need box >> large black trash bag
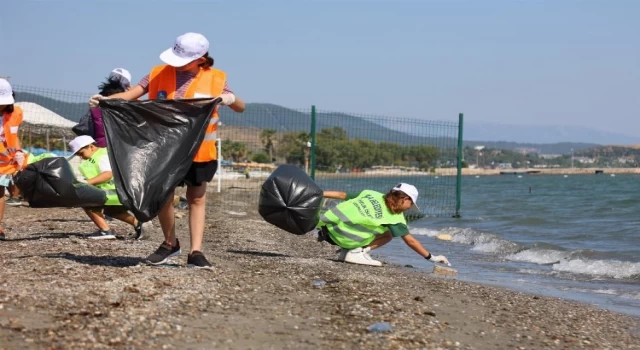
[258,164,324,235]
[100,98,221,222]
[14,157,106,208]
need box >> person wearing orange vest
[0,79,28,241]
[89,32,245,269]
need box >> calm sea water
[318,174,640,317]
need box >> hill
[14,91,612,154]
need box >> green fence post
[454,113,464,218]
[310,105,317,180]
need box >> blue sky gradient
[1,0,638,136]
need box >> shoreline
[0,198,638,349]
[312,167,640,178]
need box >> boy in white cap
[68,135,143,240]
[318,183,450,267]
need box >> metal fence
[13,85,464,217]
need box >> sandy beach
[0,193,638,350]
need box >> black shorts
[89,206,129,217]
[318,226,338,246]
[179,160,218,187]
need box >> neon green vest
[78,148,120,206]
[318,190,407,249]
[26,152,56,165]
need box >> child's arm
[323,191,348,200]
[86,171,113,186]
[402,234,451,266]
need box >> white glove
[89,94,109,108]
[76,177,88,184]
[218,93,236,106]
[13,151,25,168]
[428,255,451,266]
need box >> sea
[317,174,640,318]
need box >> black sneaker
[0,231,5,241]
[5,198,21,207]
[187,251,213,270]
[133,221,144,240]
[146,239,181,265]
[87,229,117,240]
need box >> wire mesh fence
[11,85,463,217]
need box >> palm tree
[260,129,277,162]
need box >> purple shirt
[90,107,107,147]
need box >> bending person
[68,135,143,240]
[0,79,27,240]
[318,183,450,267]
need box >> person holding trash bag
[89,32,245,268]
[318,183,451,267]
[0,79,28,240]
[68,135,144,240]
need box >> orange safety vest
[148,65,226,162]
[0,105,28,175]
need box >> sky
[1,0,639,136]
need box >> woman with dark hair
[89,32,245,269]
[318,183,451,267]
[0,78,28,240]
[86,69,132,147]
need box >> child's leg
[0,186,6,231]
[186,183,207,253]
[369,231,393,250]
[105,206,137,226]
[83,208,111,231]
[8,183,20,199]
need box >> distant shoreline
[312,167,640,178]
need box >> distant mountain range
[16,91,635,155]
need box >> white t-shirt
[98,154,112,173]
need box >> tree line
[222,127,441,172]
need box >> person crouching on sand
[317,183,450,267]
[68,135,143,240]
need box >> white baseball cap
[68,135,97,158]
[159,32,209,67]
[109,68,132,89]
[392,183,420,210]
[0,78,15,105]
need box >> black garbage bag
[14,157,106,208]
[100,98,221,222]
[258,164,324,235]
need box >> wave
[413,226,640,280]
[507,249,569,265]
[552,259,640,279]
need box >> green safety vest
[317,190,407,249]
[78,148,120,206]
[26,152,56,165]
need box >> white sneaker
[343,247,382,267]
[87,229,117,240]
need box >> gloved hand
[218,93,236,106]
[13,151,25,169]
[428,254,451,266]
[89,94,109,108]
[76,177,88,184]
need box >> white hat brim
[159,48,194,67]
[0,95,15,105]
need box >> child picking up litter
[68,135,143,240]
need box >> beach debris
[225,211,247,216]
[367,322,393,333]
[436,233,452,241]
[311,280,326,288]
[433,265,458,276]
